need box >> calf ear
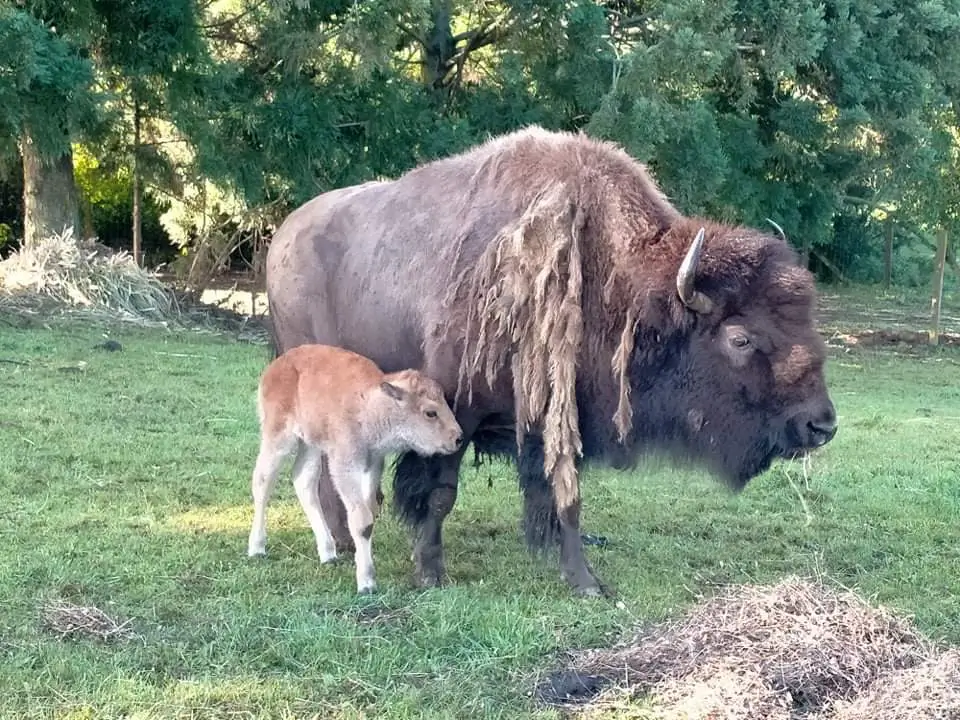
[381,381,406,401]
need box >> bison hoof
[573,583,605,598]
[562,568,609,598]
[414,567,445,589]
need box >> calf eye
[425,409,438,419]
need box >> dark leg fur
[392,448,467,588]
[518,436,562,550]
[519,434,605,597]
[317,464,355,554]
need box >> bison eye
[425,409,438,419]
[731,335,751,349]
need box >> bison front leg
[393,448,467,588]
[316,455,356,555]
[519,434,605,597]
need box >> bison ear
[676,227,714,314]
[381,381,406,402]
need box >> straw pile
[541,577,959,719]
[40,598,137,643]
[0,229,267,341]
[0,228,179,323]
[825,650,960,720]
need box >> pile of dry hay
[540,577,959,719]
[0,229,266,341]
[40,598,137,643]
[0,229,179,323]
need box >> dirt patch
[816,290,960,337]
[538,577,958,719]
[824,329,960,349]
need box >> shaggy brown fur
[441,129,688,515]
[450,182,586,511]
[264,125,836,596]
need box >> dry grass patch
[540,577,959,719]
[825,650,960,720]
[0,229,267,342]
[0,229,177,322]
[40,598,137,643]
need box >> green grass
[1,318,958,719]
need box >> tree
[585,0,960,279]
[0,4,97,246]
[86,0,203,265]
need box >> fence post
[929,226,949,345]
[883,221,893,289]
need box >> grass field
[1,305,959,719]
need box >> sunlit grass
[1,317,958,718]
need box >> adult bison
[265,126,837,597]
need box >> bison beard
[264,126,837,597]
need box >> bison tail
[262,313,282,360]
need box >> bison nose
[807,407,838,448]
[453,433,464,448]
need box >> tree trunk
[21,127,82,247]
[421,0,454,89]
[131,99,143,266]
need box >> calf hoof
[318,547,339,564]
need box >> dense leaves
[2,0,959,283]
[0,5,98,160]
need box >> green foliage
[3,0,959,281]
[0,159,24,251]
[0,6,99,160]
[585,0,960,270]
[0,316,958,716]
[73,146,174,264]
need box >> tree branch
[396,20,425,48]
[200,0,271,30]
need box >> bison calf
[247,344,463,593]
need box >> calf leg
[329,455,384,594]
[519,434,604,597]
[393,448,468,588]
[248,431,297,557]
[291,445,338,563]
[316,458,356,554]
[271,299,356,555]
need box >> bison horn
[677,227,713,314]
[765,217,787,243]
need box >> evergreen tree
[0,3,98,245]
